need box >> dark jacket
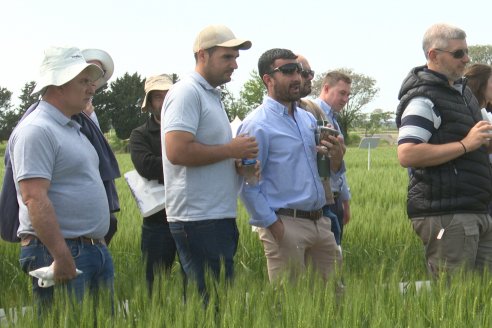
[129,115,167,222]
[396,66,492,218]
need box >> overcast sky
[2,0,491,112]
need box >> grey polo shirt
[9,101,109,239]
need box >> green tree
[312,68,379,142]
[221,85,241,121]
[360,108,393,136]
[0,87,17,140]
[468,45,492,65]
[237,70,266,117]
[105,72,146,139]
[17,81,37,114]
[91,84,112,133]
[222,70,265,121]
[0,82,40,141]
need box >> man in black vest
[396,23,492,276]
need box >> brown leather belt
[275,208,323,221]
[20,234,106,247]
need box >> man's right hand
[462,120,492,152]
[229,135,258,159]
[53,251,77,283]
[268,218,284,242]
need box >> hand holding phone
[319,126,339,141]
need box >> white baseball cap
[82,48,114,89]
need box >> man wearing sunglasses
[162,25,258,303]
[296,55,346,250]
[396,23,492,276]
[239,48,339,283]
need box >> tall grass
[1,147,491,327]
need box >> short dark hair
[257,48,297,78]
[193,46,219,62]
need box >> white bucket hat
[32,46,103,95]
[141,74,174,112]
[81,49,114,89]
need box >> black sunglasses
[268,63,302,75]
[435,48,469,59]
[301,69,315,78]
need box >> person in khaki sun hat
[8,46,115,309]
[129,74,181,295]
[141,74,173,113]
[162,25,258,304]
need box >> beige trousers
[258,214,340,283]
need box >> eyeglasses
[268,63,302,76]
[301,69,315,78]
[434,48,469,59]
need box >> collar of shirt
[39,100,76,128]
[190,71,222,98]
[263,96,292,116]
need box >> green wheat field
[1,146,492,327]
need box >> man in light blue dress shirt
[239,48,339,283]
[314,71,352,245]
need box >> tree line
[1,45,490,142]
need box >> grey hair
[422,23,467,59]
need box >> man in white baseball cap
[78,48,120,245]
[80,48,114,126]
[81,49,114,89]
[10,46,115,307]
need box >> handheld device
[319,126,339,140]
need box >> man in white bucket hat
[9,46,115,308]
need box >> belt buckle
[310,210,321,221]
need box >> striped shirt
[397,97,441,145]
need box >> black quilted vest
[396,66,492,218]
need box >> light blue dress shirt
[239,96,326,228]
[313,98,351,201]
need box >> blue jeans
[169,218,239,301]
[141,216,177,294]
[323,204,342,245]
[19,237,114,308]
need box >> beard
[300,83,312,98]
[273,82,300,103]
